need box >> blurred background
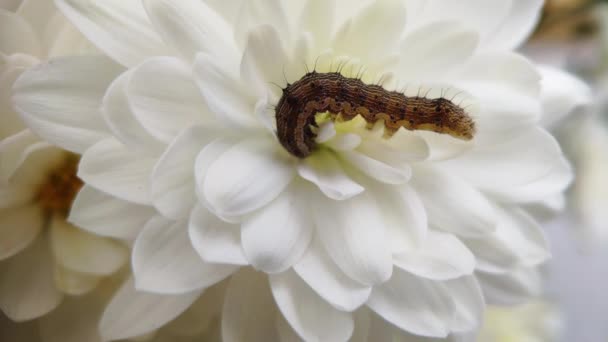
[517,0,608,341]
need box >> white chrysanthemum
[0,0,127,322]
[12,0,588,340]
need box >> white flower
[12,0,588,340]
[0,0,127,322]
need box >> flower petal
[133,216,238,294]
[242,183,313,274]
[476,267,541,305]
[485,0,544,50]
[38,292,105,342]
[233,0,289,47]
[222,268,280,342]
[143,0,238,64]
[0,129,43,181]
[203,139,295,217]
[446,276,484,333]
[333,0,407,61]
[68,185,155,241]
[240,24,288,96]
[56,0,169,66]
[12,56,121,153]
[298,149,364,201]
[0,8,40,55]
[151,125,217,219]
[445,128,572,203]
[293,237,371,312]
[101,69,164,152]
[50,218,128,276]
[270,269,354,341]
[78,137,158,205]
[53,266,100,296]
[340,150,412,185]
[382,186,430,255]
[193,54,259,130]
[0,235,63,321]
[539,66,591,128]
[0,204,42,260]
[393,230,475,281]
[188,204,247,266]
[313,191,393,286]
[99,277,202,341]
[412,165,497,238]
[127,56,210,143]
[397,21,479,80]
[367,268,453,338]
[466,206,550,274]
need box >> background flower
[0,0,127,322]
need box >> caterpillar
[275,72,475,158]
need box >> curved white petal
[298,149,364,201]
[53,266,100,296]
[193,54,259,130]
[476,267,541,306]
[127,56,210,143]
[340,150,411,185]
[99,277,202,341]
[143,0,239,63]
[0,129,42,181]
[313,191,393,286]
[151,125,217,219]
[485,0,544,50]
[270,270,354,341]
[408,0,511,44]
[56,0,170,66]
[233,0,289,48]
[240,24,288,97]
[78,137,157,205]
[393,230,475,281]
[371,184,427,253]
[445,128,572,203]
[0,235,63,321]
[397,21,479,80]
[203,139,295,217]
[188,204,247,266]
[367,268,453,338]
[293,237,371,312]
[242,184,312,274]
[446,276,484,333]
[222,268,280,342]
[69,185,155,241]
[101,69,164,153]
[467,206,550,274]
[132,216,237,294]
[333,0,406,61]
[539,66,591,128]
[0,204,42,260]
[12,56,121,153]
[50,218,128,276]
[412,165,497,238]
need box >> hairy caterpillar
[275,72,475,158]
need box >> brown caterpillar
[275,72,475,158]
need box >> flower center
[36,154,83,219]
[275,71,475,158]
